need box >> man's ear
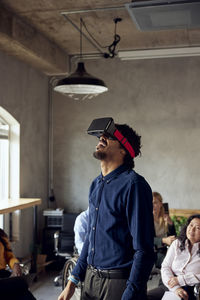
[120,148,126,156]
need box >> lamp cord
[81,18,109,49]
[81,17,122,58]
[108,18,121,58]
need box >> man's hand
[162,235,176,246]
[168,276,179,288]
[175,287,188,300]
[58,280,76,300]
[12,263,22,277]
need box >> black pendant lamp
[54,18,108,96]
[54,61,108,95]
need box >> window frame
[0,118,9,203]
[0,106,20,239]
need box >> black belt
[87,265,130,279]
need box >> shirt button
[92,248,94,251]
[96,207,98,210]
[93,227,95,230]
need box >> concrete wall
[1,50,200,256]
[53,57,200,212]
[0,50,49,257]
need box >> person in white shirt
[148,214,200,300]
[74,208,89,255]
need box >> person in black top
[152,192,176,269]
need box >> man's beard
[93,150,107,160]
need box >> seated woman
[0,228,22,278]
[153,192,176,268]
[0,228,36,300]
[148,214,200,300]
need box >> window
[0,107,20,238]
[0,118,9,228]
[0,119,9,200]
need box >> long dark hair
[0,229,12,252]
[178,214,200,256]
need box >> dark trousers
[0,276,36,300]
[0,269,11,278]
[81,267,127,300]
[183,286,196,300]
[81,266,147,300]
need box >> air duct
[125,0,200,31]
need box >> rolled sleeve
[177,275,186,287]
[178,273,200,286]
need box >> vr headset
[87,117,135,158]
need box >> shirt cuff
[177,275,186,287]
[168,284,181,293]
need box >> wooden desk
[0,198,41,214]
[170,208,200,218]
[0,198,41,272]
[0,198,41,242]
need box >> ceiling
[1,0,200,75]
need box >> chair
[53,213,78,286]
[194,284,200,300]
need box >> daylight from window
[0,107,20,230]
[0,121,9,200]
[0,119,9,227]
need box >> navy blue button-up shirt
[72,164,155,299]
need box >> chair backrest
[194,284,200,299]
[61,213,79,234]
[58,213,79,254]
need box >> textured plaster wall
[1,49,199,256]
[0,50,49,257]
[53,57,200,212]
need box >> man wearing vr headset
[58,118,155,300]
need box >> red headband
[114,129,135,158]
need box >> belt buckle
[97,268,104,278]
[99,269,110,279]
[89,265,95,271]
[90,265,99,275]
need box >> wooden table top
[0,198,41,214]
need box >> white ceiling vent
[125,0,200,31]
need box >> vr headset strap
[114,129,135,158]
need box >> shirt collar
[99,164,130,183]
[186,239,200,249]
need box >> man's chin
[93,151,106,160]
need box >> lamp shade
[54,62,108,95]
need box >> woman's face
[186,218,200,245]
[153,197,162,216]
